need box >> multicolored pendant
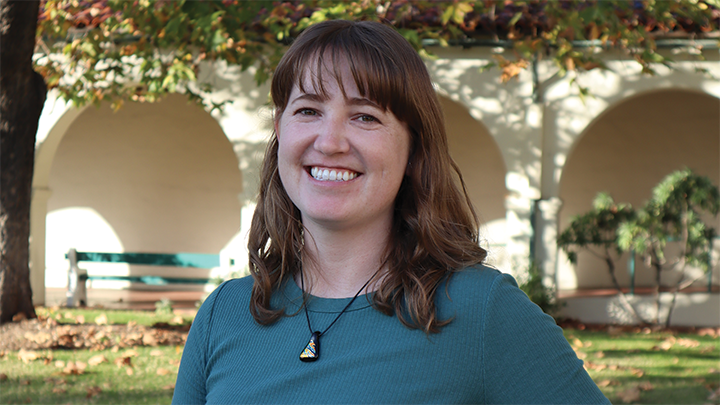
[299,331,320,362]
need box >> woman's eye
[296,108,317,116]
[358,114,377,123]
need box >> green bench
[66,248,229,307]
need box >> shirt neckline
[280,277,375,314]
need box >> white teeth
[310,167,358,182]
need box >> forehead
[292,54,369,102]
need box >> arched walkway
[558,89,720,289]
[39,95,243,289]
[439,96,508,268]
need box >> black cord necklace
[298,266,378,362]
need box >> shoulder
[196,275,254,322]
[434,265,521,324]
[443,264,518,303]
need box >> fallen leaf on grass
[95,314,108,325]
[157,368,172,376]
[709,368,719,374]
[0,373,7,382]
[698,328,717,337]
[86,386,102,399]
[20,379,31,386]
[75,315,85,324]
[170,315,184,325]
[150,349,164,357]
[572,338,583,348]
[596,380,620,387]
[617,387,641,403]
[122,349,139,357]
[630,367,645,377]
[126,368,134,376]
[677,337,700,348]
[24,331,51,344]
[88,355,107,366]
[115,357,132,368]
[638,382,654,391]
[672,357,680,364]
[17,349,39,363]
[595,351,605,358]
[163,384,175,390]
[700,346,714,354]
[143,333,158,346]
[62,361,87,375]
[54,360,65,368]
[52,387,66,394]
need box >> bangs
[272,21,413,121]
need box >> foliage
[618,169,719,326]
[557,193,646,323]
[34,0,720,110]
[154,298,174,316]
[518,260,562,317]
[558,192,636,266]
[618,169,720,272]
[559,169,719,326]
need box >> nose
[313,114,349,156]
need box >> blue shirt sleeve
[172,284,224,404]
[482,273,611,404]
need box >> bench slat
[80,275,212,285]
[74,252,221,268]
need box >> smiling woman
[173,20,611,404]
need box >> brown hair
[248,19,486,333]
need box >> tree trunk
[0,0,46,323]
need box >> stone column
[504,194,534,279]
[29,187,52,306]
[533,197,563,289]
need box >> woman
[173,20,609,404]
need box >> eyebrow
[290,93,383,110]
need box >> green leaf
[509,12,523,27]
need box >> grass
[1,308,719,404]
[564,327,720,404]
[1,346,181,404]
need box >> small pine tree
[618,168,719,326]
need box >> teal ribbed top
[173,266,610,404]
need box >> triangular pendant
[299,331,320,362]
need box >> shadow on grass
[603,375,719,404]
[1,373,176,405]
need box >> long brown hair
[248,20,486,333]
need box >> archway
[558,89,720,290]
[43,94,243,289]
[439,96,508,269]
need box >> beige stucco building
[31,44,720,326]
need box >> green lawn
[1,308,718,404]
[564,327,720,404]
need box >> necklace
[298,267,378,362]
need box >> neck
[300,220,391,298]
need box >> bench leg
[77,270,87,307]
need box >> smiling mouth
[309,167,359,182]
